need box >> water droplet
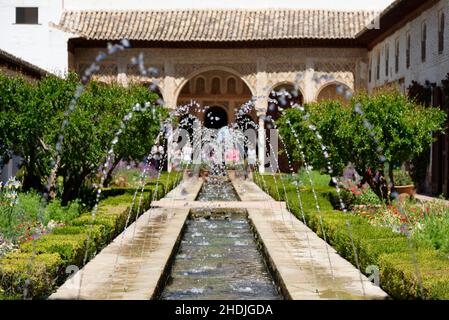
[121,39,130,48]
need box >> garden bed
[0,171,182,299]
[254,172,449,300]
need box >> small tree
[0,72,165,204]
[103,84,168,187]
[0,73,78,192]
[277,100,351,178]
[278,90,446,201]
[55,82,165,203]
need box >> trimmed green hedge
[255,173,449,300]
[0,252,63,299]
[0,171,182,299]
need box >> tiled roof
[0,48,50,78]
[356,0,436,47]
[55,9,379,41]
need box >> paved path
[416,193,449,205]
[230,177,389,300]
[151,200,287,210]
[49,177,203,300]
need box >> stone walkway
[50,175,388,300]
[416,193,449,205]
[152,200,287,210]
[49,177,203,300]
[230,177,388,300]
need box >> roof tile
[56,9,379,41]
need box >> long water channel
[160,177,282,300]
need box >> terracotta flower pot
[200,169,209,178]
[394,185,416,196]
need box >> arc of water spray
[235,91,333,297]
[22,39,132,300]
[287,104,365,297]
[75,101,157,299]
[115,115,191,295]
[233,94,324,297]
[46,39,132,200]
[72,52,193,298]
[109,102,203,295]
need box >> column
[192,119,202,165]
[163,60,177,110]
[166,123,174,173]
[162,60,178,172]
[258,115,266,173]
[255,58,268,173]
[117,57,128,87]
[303,58,315,103]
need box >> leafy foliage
[255,171,449,300]
[277,91,446,201]
[0,73,167,203]
[391,169,414,186]
[0,171,182,299]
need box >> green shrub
[71,213,120,241]
[0,172,181,299]
[379,250,449,300]
[391,169,414,186]
[20,233,93,266]
[0,73,167,203]
[44,199,82,224]
[0,252,63,299]
[277,91,446,202]
[0,191,83,243]
[101,187,133,199]
[413,213,449,254]
[52,225,107,248]
[254,172,449,300]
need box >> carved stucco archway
[267,81,305,105]
[264,82,304,173]
[315,81,353,103]
[175,68,255,126]
[174,65,256,102]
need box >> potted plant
[181,163,196,179]
[199,162,209,178]
[392,169,415,196]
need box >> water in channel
[160,177,282,300]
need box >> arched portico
[204,106,228,129]
[316,81,353,104]
[264,83,303,173]
[176,69,254,126]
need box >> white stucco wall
[62,0,393,10]
[368,0,449,91]
[0,0,71,74]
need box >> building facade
[359,0,449,195]
[58,8,375,173]
[365,0,449,92]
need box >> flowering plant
[339,179,383,208]
[15,220,47,243]
[0,177,22,207]
[354,198,448,235]
[392,169,414,186]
